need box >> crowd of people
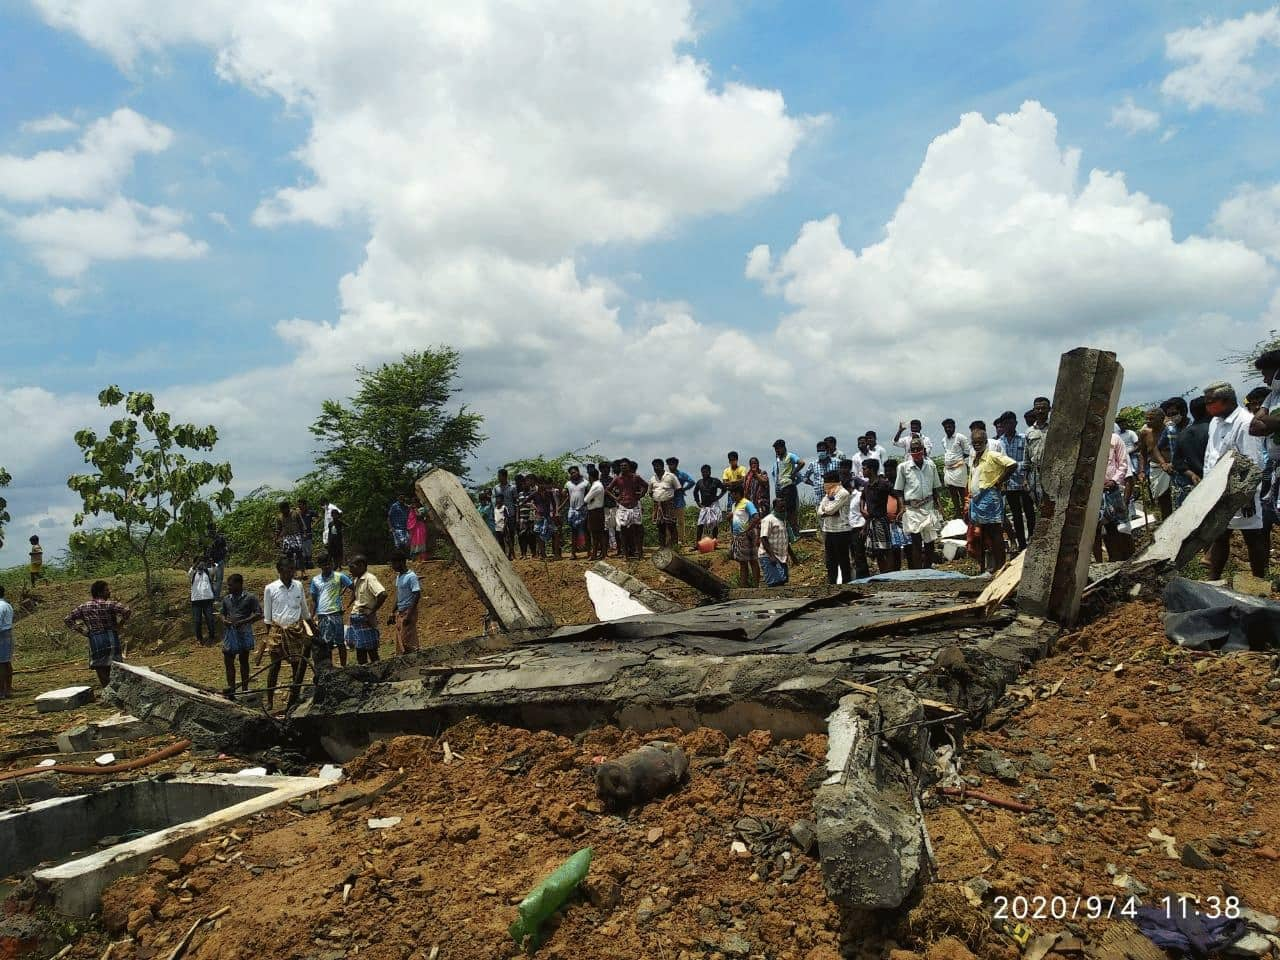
[1,349,1273,709]
[477,353,1279,590]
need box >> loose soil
[56,724,845,960]
[919,600,1280,955]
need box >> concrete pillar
[1019,347,1123,625]
[416,468,554,632]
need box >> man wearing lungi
[260,559,312,712]
[65,580,132,687]
[346,555,388,664]
[310,553,354,671]
[894,439,945,570]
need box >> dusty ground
[34,723,846,960]
[918,600,1280,956]
[4,530,1279,960]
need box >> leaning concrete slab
[23,773,331,917]
[35,686,94,713]
[1137,450,1263,569]
[107,663,280,752]
[416,468,554,631]
[589,561,684,616]
[1019,347,1124,626]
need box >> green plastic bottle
[508,847,593,953]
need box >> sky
[2,0,1280,566]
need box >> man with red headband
[1204,381,1267,579]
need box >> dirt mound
[82,722,843,960]
[925,599,1280,948]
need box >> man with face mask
[816,470,853,584]
[1205,381,1267,579]
[894,439,944,569]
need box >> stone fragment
[1180,843,1218,871]
[56,724,96,754]
[35,685,94,713]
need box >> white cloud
[0,108,171,204]
[6,197,207,278]
[20,113,79,134]
[1214,182,1280,261]
[1108,96,1161,134]
[10,5,1280,567]
[208,211,231,229]
[1163,7,1280,111]
[747,101,1271,408]
[0,107,205,284]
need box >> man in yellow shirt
[967,429,1017,573]
[722,451,747,486]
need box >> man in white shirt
[841,459,871,580]
[894,439,944,569]
[188,560,216,646]
[939,418,971,518]
[0,585,13,699]
[584,464,607,560]
[649,458,679,549]
[865,431,889,476]
[893,419,934,456]
[1204,381,1268,579]
[563,465,590,560]
[817,469,853,584]
[260,558,313,712]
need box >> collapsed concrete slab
[107,663,280,752]
[416,468,554,631]
[1019,347,1124,626]
[1137,450,1263,569]
[19,773,331,917]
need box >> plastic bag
[509,847,593,952]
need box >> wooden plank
[416,469,554,631]
[977,552,1025,614]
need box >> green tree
[307,349,485,556]
[0,467,10,551]
[67,387,234,606]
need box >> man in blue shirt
[387,496,410,551]
[389,551,421,656]
[995,411,1034,552]
[772,439,806,537]
[666,457,696,550]
[309,553,354,670]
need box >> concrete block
[56,725,96,754]
[1137,451,1263,569]
[1020,347,1123,626]
[814,775,922,911]
[35,686,94,713]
